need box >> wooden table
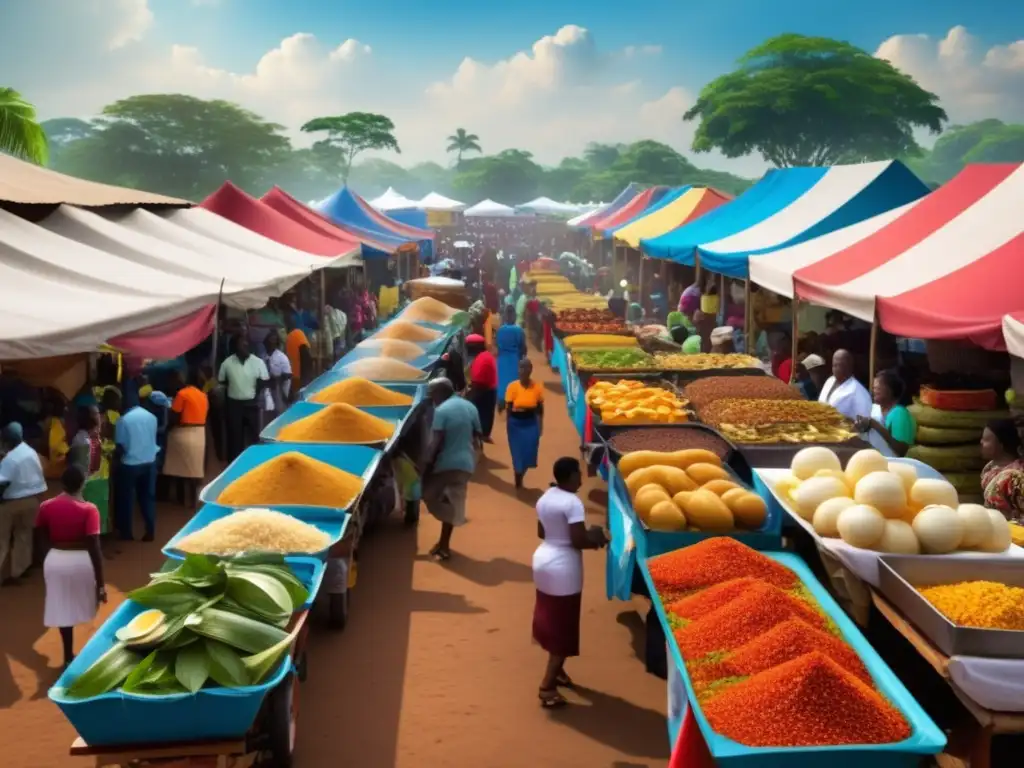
[871,591,1024,768]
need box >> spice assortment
[339,357,428,381]
[217,451,364,508]
[649,539,912,748]
[683,375,800,411]
[554,309,627,334]
[654,352,761,371]
[175,508,332,556]
[607,427,731,459]
[573,348,652,370]
[701,398,857,444]
[374,320,443,342]
[585,380,688,425]
[278,403,395,444]
[61,556,307,699]
[919,581,1024,630]
[307,377,414,407]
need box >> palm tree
[446,128,481,167]
[0,88,48,164]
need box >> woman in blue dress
[495,305,527,413]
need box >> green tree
[684,34,947,167]
[583,142,624,171]
[542,157,590,201]
[907,120,1024,184]
[301,112,400,182]
[47,95,292,200]
[0,87,48,164]
[41,117,95,166]
[446,128,481,167]
[452,149,543,203]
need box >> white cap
[801,353,826,370]
[710,326,735,344]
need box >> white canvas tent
[416,192,466,212]
[369,187,419,211]
[464,199,518,218]
[517,196,580,217]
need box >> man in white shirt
[218,334,270,461]
[818,349,872,421]
[0,422,47,584]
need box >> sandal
[555,673,575,688]
[432,549,451,562]
[538,689,567,708]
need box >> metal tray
[878,555,1024,659]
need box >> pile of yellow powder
[374,321,442,342]
[341,357,428,381]
[308,377,414,406]
[400,296,460,324]
[920,580,1024,630]
[218,451,364,508]
[278,403,395,443]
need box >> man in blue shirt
[422,378,482,562]
[114,393,160,541]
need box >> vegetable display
[701,398,857,444]
[607,427,731,459]
[573,348,652,370]
[648,539,911,748]
[585,380,688,425]
[919,581,1024,630]
[653,353,761,371]
[61,556,306,699]
[774,447,1013,554]
[620,450,767,532]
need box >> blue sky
[2,0,1022,174]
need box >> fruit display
[607,427,732,460]
[619,449,767,532]
[700,398,857,444]
[773,447,1012,554]
[60,556,307,699]
[585,380,688,425]
[683,375,800,410]
[653,352,761,371]
[572,348,653,370]
[562,334,638,349]
[647,539,914,748]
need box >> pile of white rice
[177,508,331,555]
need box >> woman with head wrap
[710,326,735,354]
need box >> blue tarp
[316,186,434,260]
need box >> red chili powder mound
[666,577,765,621]
[724,618,873,685]
[648,538,796,595]
[702,652,911,747]
[674,582,827,659]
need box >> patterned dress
[981,459,1024,522]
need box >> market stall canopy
[1003,314,1024,359]
[314,186,434,257]
[567,203,608,227]
[200,182,361,260]
[369,187,419,211]
[464,199,517,218]
[641,161,929,278]
[0,154,188,208]
[38,204,325,305]
[262,186,406,255]
[416,192,466,212]
[516,196,579,217]
[591,186,671,236]
[775,163,1024,350]
[612,187,732,248]
[569,183,642,229]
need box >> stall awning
[463,199,517,218]
[316,186,434,248]
[613,187,732,249]
[591,186,670,236]
[416,192,466,212]
[369,187,420,211]
[569,184,641,229]
[1003,314,1024,360]
[641,161,929,278]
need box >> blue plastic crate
[299,376,424,407]
[199,443,383,512]
[162,504,350,562]
[49,558,324,746]
[259,401,408,449]
[639,550,946,766]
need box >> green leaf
[127,579,207,614]
[64,644,143,699]
[229,563,308,611]
[122,651,164,693]
[242,628,300,685]
[174,642,210,693]
[204,639,250,688]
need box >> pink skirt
[532,589,582,658]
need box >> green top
[218,354,270,401]
[883,404,917,445]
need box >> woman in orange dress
[504,358,544,489]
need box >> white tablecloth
[948,656,1024,712]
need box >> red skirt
[532,589,582,657]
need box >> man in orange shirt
[284,315,314,395]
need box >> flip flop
[538,689,567,708]
[431,549,451,562]
[555,673,575,688]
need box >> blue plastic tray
[199,442,383,512]
[259,401,408,449]
[299,376,424,407]
[639,550,946,766]
[162,504,350,561]
[49,558,324,746]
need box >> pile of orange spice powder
[702,652,911,747]
[647,537,796,598]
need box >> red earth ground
[0,354,669,767]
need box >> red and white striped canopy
[748,164,1024,350]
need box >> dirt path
[0,352,668,768]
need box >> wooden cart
[68,611,311,768]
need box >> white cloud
[107,0,153,50]
[876,25,1024,124]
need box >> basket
[920,386,998,411]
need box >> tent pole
[719,273,726,326]
[319,269,327,374]
[637,249,645,315]
[744,279,752,351]
[210,278,224,372]
[869,308,879,385]
[790,298,800,384]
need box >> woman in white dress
[531,457,608,708]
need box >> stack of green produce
[62,555,309,699]
[574,348,653,370]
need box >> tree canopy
[301,112,400,181]
[446,128,482,166]
[907,120,1024,184]
[684,34,948,167]
[0,87,48,164]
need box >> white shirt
[533,487,586,596]
[818,375,872,421]
[0,442,47,500]
[867,403,896,457]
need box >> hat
[149,390,172,408]
[710,326,735,344]
[801,354,826,370]
[466,334,486,344]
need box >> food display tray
[298,377,425,406]
[162,503,351,562]
[735,438,871,470]
[878,555,1024,659]
[333,347,440,372]
[638,549,946,766]
[259,401,409,450]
